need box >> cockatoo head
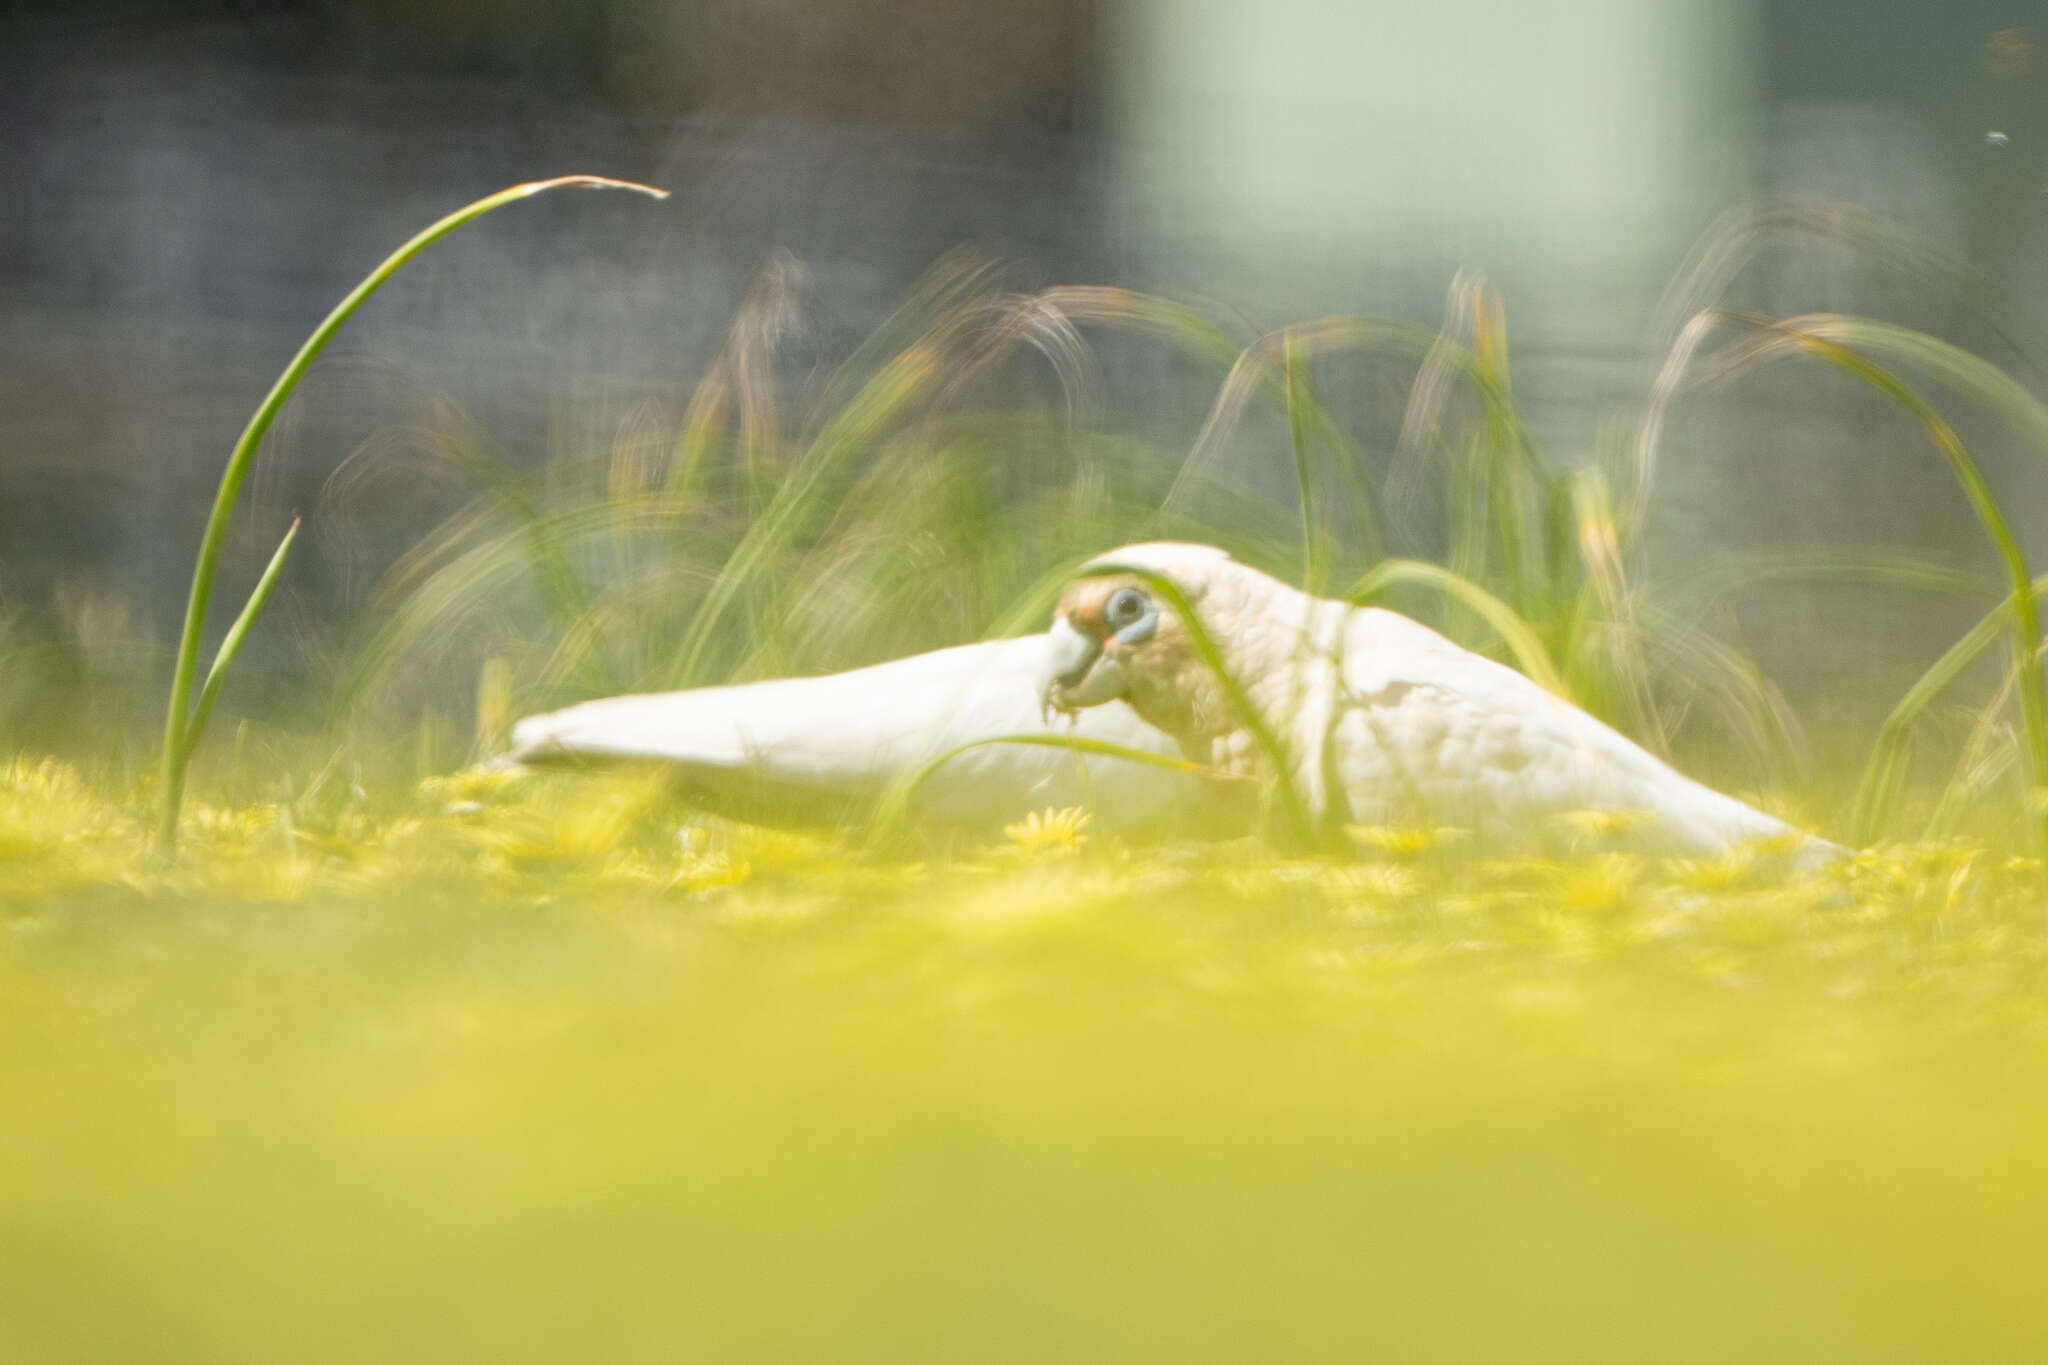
[1042,542,1240,740]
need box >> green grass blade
[1849,577,2048,844]
[1468,281,1539,615]
[1033,286,1247,371]
[1779,316,2048,466]
[339,496,707,719]
[1926,665,2025,841]
[155,175,667,849]
[1656,200,2038,373]
[179,517,301,767]
[1282,328,1326,595]
[416,424,613,686]
[1164,317,1439,516]
[1753,320,2048,845]
[1647,307,2048,846]
[1344,558,1569,699]
[665,344,941,688]
[1657,549,1988,608]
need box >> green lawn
[5,758,2047,1362]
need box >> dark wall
[3,2,2045,744]
[0,4,1108,636]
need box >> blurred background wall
[1,0,2043,733]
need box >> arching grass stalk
[1654,200,2035,375]
[1849,575,2048,844]
[1163,316,1438,521]
[1281,328,1325,595]
[155,175,668,849]
[1343,558,1567,698]
[1465,280,1542,617]
[1926,652,2033,841]
[663,343,942,687]
[180,516,300,770]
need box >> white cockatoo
[1041,542,1845,863]
[506,634,1230,834]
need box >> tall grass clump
[325,204,2048,848]
[154,176,667,850]
[1636,195,2048,847]
[1641,311,2048,845]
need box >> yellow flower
[1004,806,1091,853]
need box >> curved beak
[1042,614,1125,717]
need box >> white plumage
[507,541,1841,862]
[1041,542,1843,862]
[506,634,1217,833]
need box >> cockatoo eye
[1106,588,1148,628]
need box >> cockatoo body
[507,634,1226,834]
[1043,543,1843,862]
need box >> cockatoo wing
[507,636,1219,833]
[1332,607,1816,856]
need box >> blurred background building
[2,0,2043,729]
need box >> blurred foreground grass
[6,756,2048,1362]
